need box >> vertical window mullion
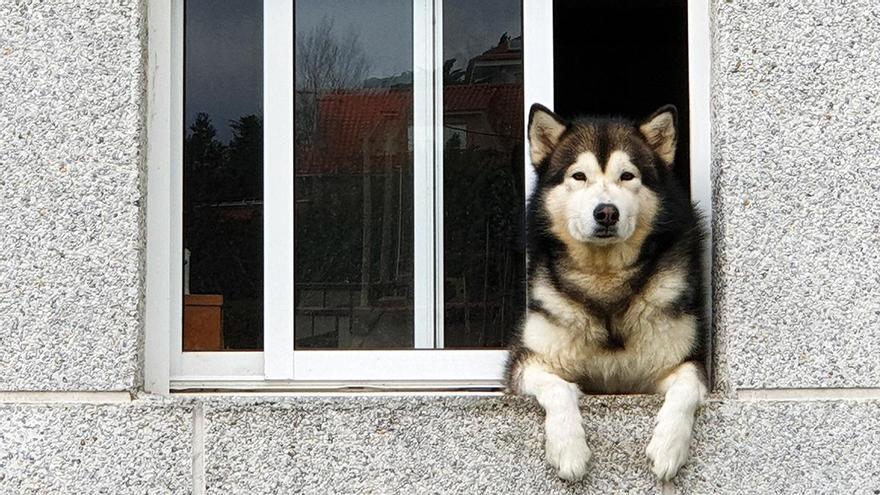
[522,0,554,200]
[263,0,295,379]
[432,0,445,348]
[687,0,714,375]
[413,0,436,349]
[170,0,184,369]
[152,0,184,393]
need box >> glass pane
[294,0,414,349]
[182,0,263,351]
[442,0,525,348]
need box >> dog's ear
[639,105,678,167]
[528,103,567,170]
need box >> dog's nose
[593,204,619,227]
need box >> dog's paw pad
[546,435,591,481]
[645,422,691,481]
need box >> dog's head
[529,103,678,247]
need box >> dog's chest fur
[523,262,696,393]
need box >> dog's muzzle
[593,203,620,227]
[592,204,619,238]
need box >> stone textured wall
[0,0,878,494]
[0,0,146,391]
[711,0,880,391]
[0,401,192,493]
[201,396,880,495]
[2,395,878,494]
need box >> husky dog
[505,104,708,481]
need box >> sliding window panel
[293,0,416,350]
[182,0,264,351]
[441,0,526,348]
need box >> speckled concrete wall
[202,396,661,494]
[0,400,192,493]
[711,0,880,390]
[0,0,878,493]
[0,0,146,391]
[203,396,880,495]
[3,395,876,494]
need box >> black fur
[505,104,707,392]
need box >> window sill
[170,379,504,396]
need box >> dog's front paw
[645,418,692,481]
[547,434,591,481]
[545,419,591,481]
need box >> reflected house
[294,35,524,348]
[443,84,523,151]
[441,37,525,348]
[295,88,416,348]
[446,34,523,150]
[465,34,523,84]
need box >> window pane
[183,0,263,351]
[294,0,414,349]
[442,0,525,348]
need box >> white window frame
[145,0,711,393]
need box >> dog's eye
[620,172,635,181]
[571,172,587,181]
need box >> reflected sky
[185,0,262,143]
[185,0,521,143]
[444,0,521,72]
[296,0,412,80]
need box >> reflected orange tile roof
[296,83,523,175]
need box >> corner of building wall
[708,0,735,399]
[131,0,152,393]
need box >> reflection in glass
[443,0,525,348]
[182,0,263,351]
[294,0,415,349]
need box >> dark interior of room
[553,0,691,190]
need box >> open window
[145,0,710,391]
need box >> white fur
[639,265,689,307]
[646,362,708,480]
[522,273,696,393]
[520,364,591,481]
[519,285,704,480]
[549,151,644,244]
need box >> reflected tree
[184,113,225,211]
[443,58,465,84]
[227,115,263,201]
[295,16,371,145]
[183,112,264,349]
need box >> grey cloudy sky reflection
[185,0,521,143]
[185,0,262,143]
[444,0,521,73]
[296,0,412,80]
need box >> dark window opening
[553,0,691,190]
